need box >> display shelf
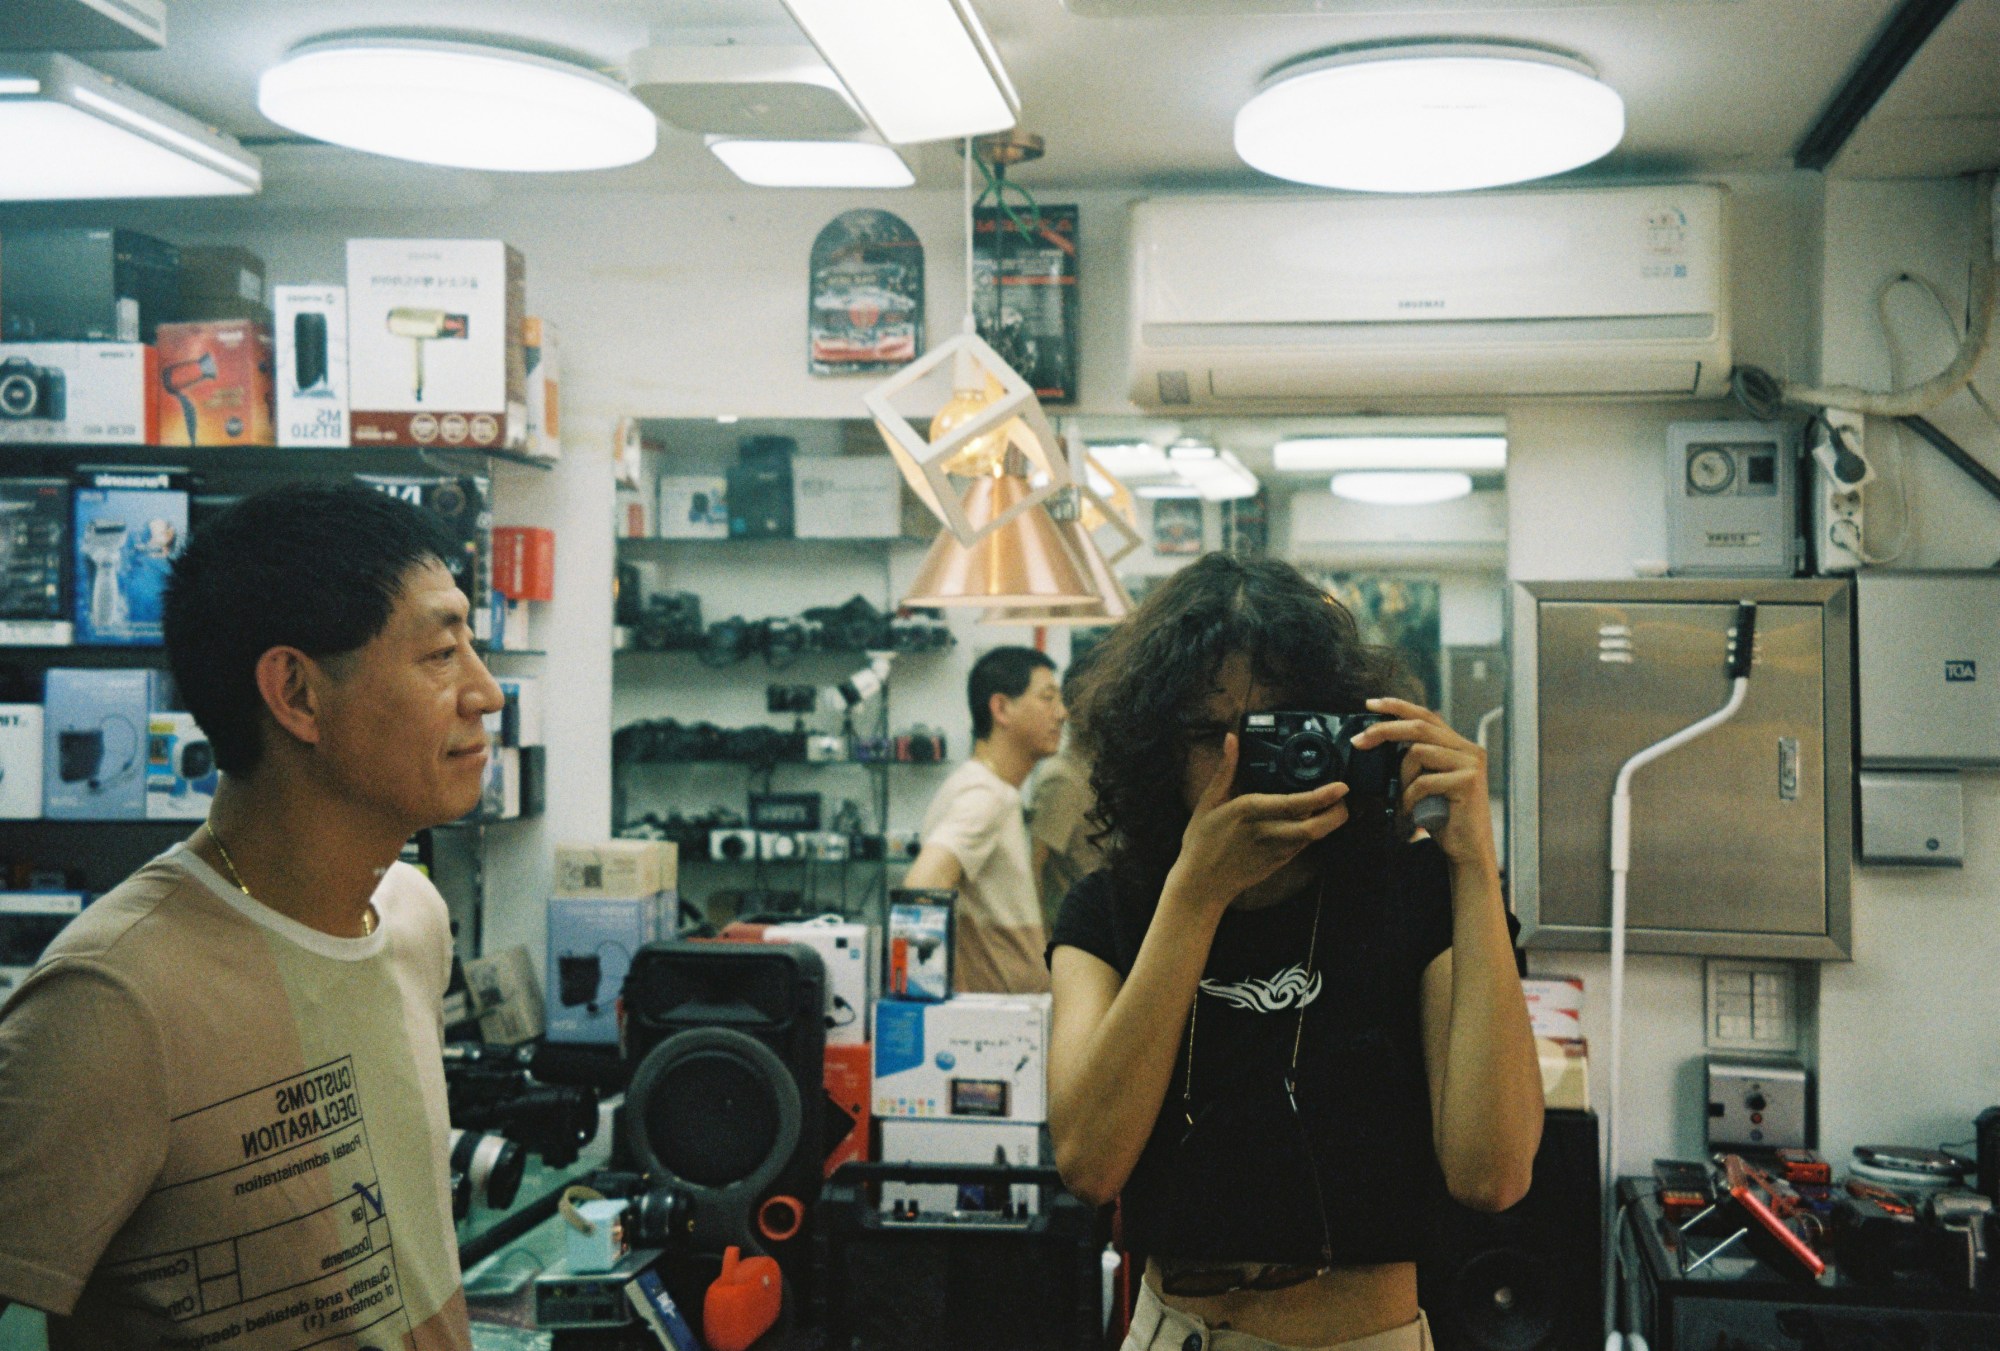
[2,442,555,473]
[0,644,169,666]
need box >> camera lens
[0,373,35,417]
[1279,730,1334,786]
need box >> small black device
[1976,1106,2000,1208]
[750,791,822,833]
[0,356,66,421]
[1236,711,1451,834]
[728,436,797,539]
[1652,1158,1716,1222]
[767,684,818,715]
[292,310,328,391]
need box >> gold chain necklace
[210,828,375,937]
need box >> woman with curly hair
[1047,553,1542,1351]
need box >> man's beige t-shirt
[0,844,472,1351]
[920,758,1050,995]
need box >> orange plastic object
[703,1245,782,1351]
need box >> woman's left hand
[1350,696,1497,868]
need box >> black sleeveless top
[1048,840,1488,1266]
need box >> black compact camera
[0,356,65,421]
[1236,711,1447,833]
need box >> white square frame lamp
[1072,443,1142,565]
[864,329,1071,547]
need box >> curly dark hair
[1072,554,1406,900]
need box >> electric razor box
[0,477,72,645]
[154,320,275,446]
[146,711,217,821]
[346,239,526,451]
[0,342,158,445]
[274,285,349,448]
[43,667,168,820]
[70,469,190,646]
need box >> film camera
[0,356,66,420]
[443,1042,601,1168]
[1236,711,1450,834]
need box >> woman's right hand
[1172,732,1350,911]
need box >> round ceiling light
[1331,471,1473,505]
[1235,42,1623,193]
[258,38,658,172]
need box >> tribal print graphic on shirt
[1198,963,1322,1013]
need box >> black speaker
[1419,1109,1601,1351]
[620,941,827,1278]
[292,310,328,391]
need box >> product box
[615,487,654,540]
[764,918,878,1047]
[492,526,554,602]
[476,744,521,821]
[523,316,560,459]
[554,839,676,900]
[71,469,190,646]
[659,476,730,540]
[0,704,44,819]
[1537,1037,1590,1111]
[357,474,493,643]
[346,238,527,451]
[274,285,349,448]
[547,896,659,1044]
[491,676,544,748]
[178,246,266,320]
[794,456,902,539]
[43,668,168,820]
[0,342,159,445]
[872,993,1051,1123]
[155,320,275,446]
[727,447,794,539]
[0,892,87,1000]
[0,477,71,645]
[1522,976,1585,1042]
[878,1117,1043,1217]
[462,944,546,1045]
[145,711,217,821]
[0,227,181,342]
[885,890,953,1002]
[823,1043,872,1179]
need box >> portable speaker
[292,310,328,391]
[1418,1109,1601,1351]
[621,941,827,1281]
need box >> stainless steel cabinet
[1510,579,1852,959]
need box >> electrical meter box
[1665,420,1799,576]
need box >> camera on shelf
[1235,711,1408,831]
[767,684,818,715]
[801,831,850,862]
[633,591,703,653]
[895,729,947,764]
[443,1042,600,1168]
[0,356,66,421]
[759,831,802,862]
[806,734,847,763]
[710,828,759,863]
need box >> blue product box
[145,712,218,820]
[72,469,189,646]
[44,667,168,819]
[546,896,658,1044]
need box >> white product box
[345,239,526,450]
[0,342,155,444]
[523,316,560,460]
[793,457,902,539]
[873,993,1050,1123]
[0,705,43,819]
[659,475,730,540]
[144,712,217,820]
[274,285,349,448]
[555,839,677,900]
[879,1118,1044,1217]
[0,892,86,1001]
[764,918,878,1047]
[1522,976,1584,1042]
[615,487,655,539]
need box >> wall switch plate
[1704,959,1800,1054]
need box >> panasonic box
[71,468,190,646]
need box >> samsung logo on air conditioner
[1946,660,1977,683]
[1397,299,1446,310]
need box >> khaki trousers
[1119,1280,1433,1351]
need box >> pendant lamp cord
[963,136,976,335]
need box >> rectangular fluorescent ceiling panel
[627,44,866,136]
[0,0,164,51]
[0,54,259,199]
[708,135,914,187]
[779,0,1019,144]
[1087,441,1171,478]
[1274,435,1507,473]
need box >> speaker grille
[643,1048,782,1187]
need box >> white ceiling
[59,0,2000,196]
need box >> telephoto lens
[450,1128,527,1211]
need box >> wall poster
[809,210,925,376]
[973,204,1078,403]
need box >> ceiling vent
[626,44,866,137]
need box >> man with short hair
[0,482,498,1349]
[904,646,1066,994]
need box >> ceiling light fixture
[258,38,659,172]
[707,134,914,188]
[0,54,260,200]
[1331,471,1474,505]
[903,474,1097,608]
[779,0,1019,144]
[1274,435,1508,473]
[1235,41,1624,193]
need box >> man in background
[903,647,1065,994]
[1026,645,1106,930]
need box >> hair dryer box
[346,239,526,451]
[274,285,349,448]
[43,667,169,820]
[0,704,44,819]
[155,320,275,446]
[546,896,660,1044]
[145,711,217,821]
[0,342,158,445]
[71,469,189,646]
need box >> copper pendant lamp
[903,473,1098,607]
[980,519,1133,626]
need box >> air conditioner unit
[1129,184,1729,409]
